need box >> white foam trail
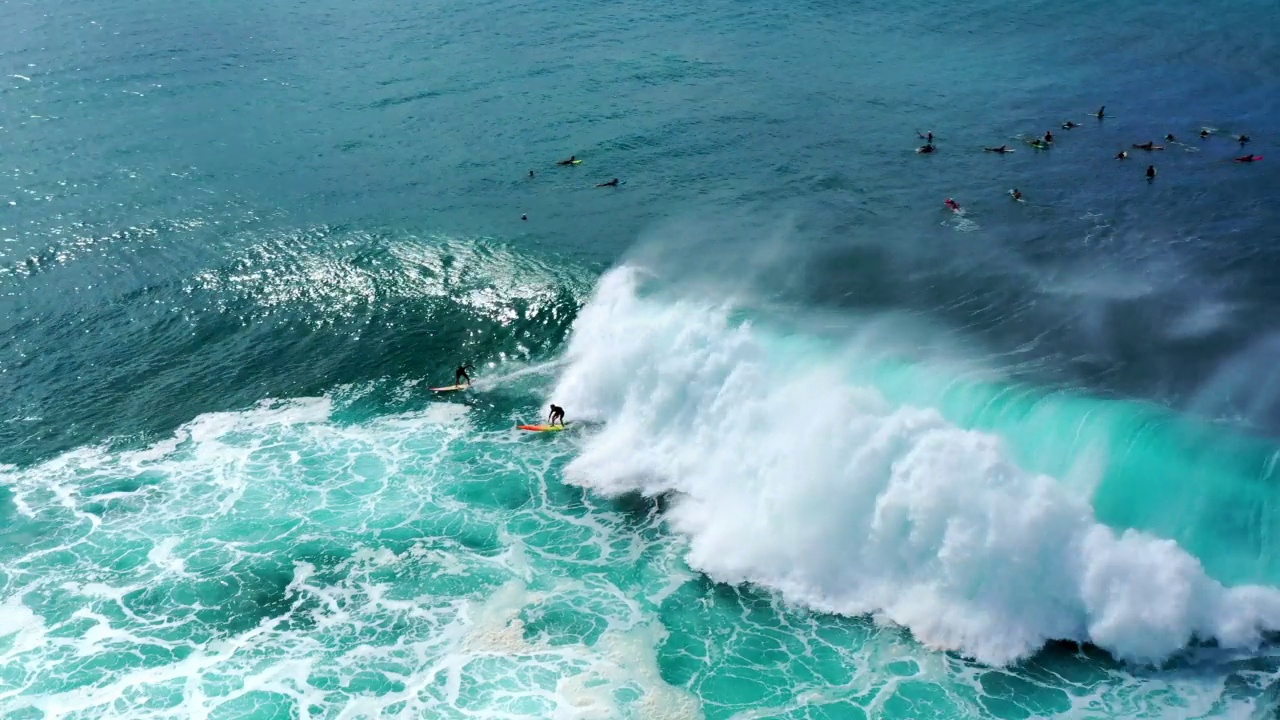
[469,359,567,391]
[552,267,1280,665]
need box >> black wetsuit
[548,405,565,426]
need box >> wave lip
[552,267,1280,665]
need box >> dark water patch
[0,229,587,466]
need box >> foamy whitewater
[555,268,1280,666]
[6,256,1280,717]
[6,0,1280,712]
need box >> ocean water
[4,0,1280,716]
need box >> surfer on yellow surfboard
[431,363,474,392]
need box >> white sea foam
[552,266,1280,665]
[0,392,698,718]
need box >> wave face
[553,267,1280,665]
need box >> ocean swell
[552,267,1280,665]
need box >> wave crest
[552,267,1280,665]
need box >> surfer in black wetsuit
[1062,121,1080,129]
[1133,141,1163,151]
[1165,133,1177,143]
[1200,129,1211,139]
[556,155,577,166]
[595,178,620,187]
[548,404,565,426]
[1146,165,1157,180]
[1237,134,1251,145]
[984,145,1012,153]
[1095,105,1106,119]
[917,143,936,154]
[455,364,474,386]
[1010,189,1023,201]
[1235,154,1262,163]
[1116,150,1128,160]
[918,130,934,142]
[1044,130,1054,143]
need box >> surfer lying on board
[1062,120,1080,129]
[985,145,1013,153]
[595,178,620,187]
[1133,141,1164,151]
[556,155,577,165]
[1010,188,1023,201]
[944,198,961,212]
[455,364,474,386]
[548,404,565,426]
[1235,154,1263,163]
[917,143,936,154]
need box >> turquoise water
[5,0,1280,715]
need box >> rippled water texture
[3,0,1280,716]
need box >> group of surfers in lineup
[519,158,620,221]
[455,111,1262,415]
[447,364,566,428]
[918,106,1262,212]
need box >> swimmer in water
[984,145,1012,153]
[1146,165,1157,180]
[528,169,535,178]
[1165,133,1177,142]
[1062,120,1080,129]
[1116,150,1129,160]
[917,143,936,154]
